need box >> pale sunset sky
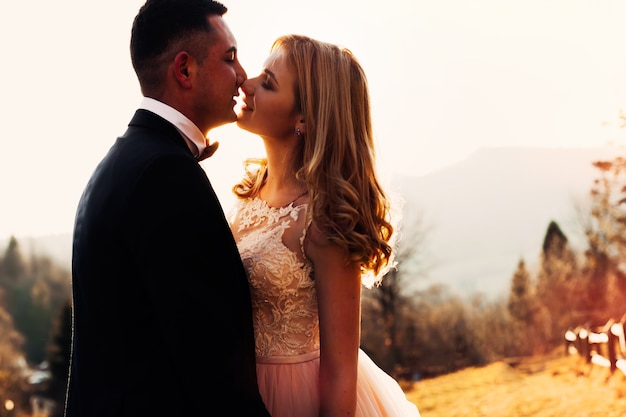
[1,0,626,239]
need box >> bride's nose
[241,79,254,96]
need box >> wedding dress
[229,197,421,417]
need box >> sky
[1,0,626,240]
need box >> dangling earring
[295,128,302,136]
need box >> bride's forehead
[263,50,287,69]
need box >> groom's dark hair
[130,0,228,95]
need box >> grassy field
[403,351,626,417]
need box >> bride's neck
[260,144,306,204]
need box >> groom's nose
[240,80,254,96]
[236,73,246,89]
[235,60,247,84]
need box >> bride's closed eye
[261,76,273,89]
[261,69,277,89]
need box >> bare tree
[361,215,430,375]
[578,156,626,320]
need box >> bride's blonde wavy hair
[234,34,396,287]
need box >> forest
[1,151,626,417]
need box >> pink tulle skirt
[256,349,421,417]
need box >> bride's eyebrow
[264,69,279,85]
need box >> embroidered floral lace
[229,198,320,357]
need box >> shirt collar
[138,97,207,158]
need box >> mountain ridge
[4,146,624,299]
[392,145,624,298]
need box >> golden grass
[403,351,626,417]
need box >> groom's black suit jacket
[65,110,270,416]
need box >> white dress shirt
[139,97,207,159]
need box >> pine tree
[0,236,25,287]
[45,300,72,417]
[508,259,533,322]
[536,221,578,345]
[507,258,543,355]
[0,294,29,415]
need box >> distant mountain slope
[393,146,625,299]
[4,146,624,301]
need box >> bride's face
[236,50,302,140]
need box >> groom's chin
[224,110,239,124]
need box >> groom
[64,1,270,416]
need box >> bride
[228,34,421,417]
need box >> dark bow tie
[197,141,220,161]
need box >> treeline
[0,236,71,417]
[360,151,626,380]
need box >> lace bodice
[229,198,320,357]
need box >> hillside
[404,351,626,417]
[394,146,625,299]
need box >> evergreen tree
[0,238,72,365]
[0,236,25,287]
[508,258,533,322]
[536,221,578,345]
[45,300,72,417]
[507,258,543,355]
[0,292,29,416]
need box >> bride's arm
[306,224,361,417]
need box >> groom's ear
[173,51,193,88]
